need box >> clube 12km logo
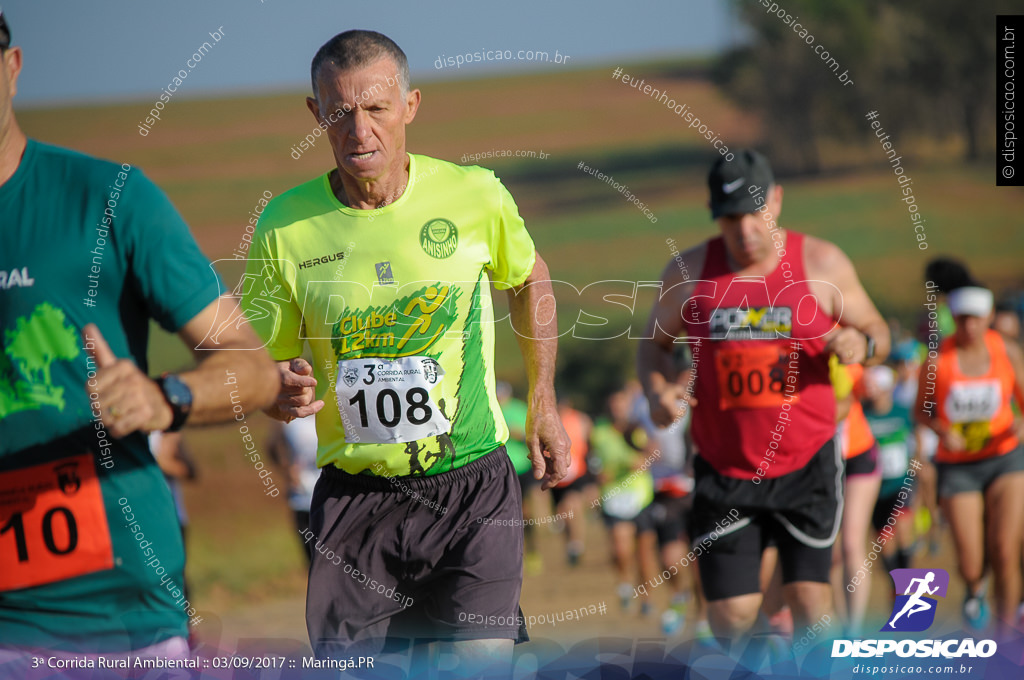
[832,569,997,659]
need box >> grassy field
[19,60,1022,377]
[16,59,1023,645]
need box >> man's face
[307,57,419,183]
[715,184,783,267]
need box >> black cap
[0,8,10,51]
[707,149,774,218]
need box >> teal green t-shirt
[865,401,914,497]
[0,140,220,651]
[501,398,531,475]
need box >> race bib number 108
[336,356,451,444]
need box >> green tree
[4,302,78,410]
[715,0,1002,168]
[714,0,876,173]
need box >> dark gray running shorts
[306,446,528,658]
[936,445,1024,499]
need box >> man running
[637,150,889,648]
[0,11,278,670]
[241,30,569,677]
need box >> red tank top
[684,232,836,479]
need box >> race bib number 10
[336,356,451,444]
[0,454,114,592]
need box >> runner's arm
[1003,339,1024,438]
[84,298,278,436]
[815,242,890,366]
[637,254,700,427]
[914,355,966,451]
[507,253,571,489]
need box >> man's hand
[825,327,870,365]
[267,358,324,422]
[83,323,173,437]
[525,400,571,491]
[646,382,697,428]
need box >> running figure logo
[881,568,950,632]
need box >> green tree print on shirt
[0,302,80,416]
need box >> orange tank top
[843,364,876,459]
[556,407,589,486]
[934,330,1019,464]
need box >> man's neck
[330,156,410,210]
[724,229,786,277]
[0,123,28,188]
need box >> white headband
[948,286,993,318]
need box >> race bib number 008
[336,356,451,444]
[715,345,797,411]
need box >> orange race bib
[0,454,114,591]
[715,345,798,410]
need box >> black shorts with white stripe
[689,437,843,600]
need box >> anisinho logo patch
[419,219,458,259]
[882,568,949,632]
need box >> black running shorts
[689,438,843,600]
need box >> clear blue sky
[5,0,737,107]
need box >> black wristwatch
[156,374,193,432]
[864,334,876,361]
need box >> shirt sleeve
[120,170,221,333]
[239,226,305,360]
[488,178,536,290]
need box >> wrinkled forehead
[314,57,401,103]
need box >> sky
[5,0,738,107]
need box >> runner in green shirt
[240,30,569,677]
[0,13,277,666]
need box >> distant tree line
[714,0,1003,173]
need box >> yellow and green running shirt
[241,154,536,477]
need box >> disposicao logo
[882,568,948,632]
[832,568,997,659]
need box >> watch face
[162,375,193,409]
[160,374,193,432]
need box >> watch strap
[156,374,192,432]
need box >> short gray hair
[310,30,409,102]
